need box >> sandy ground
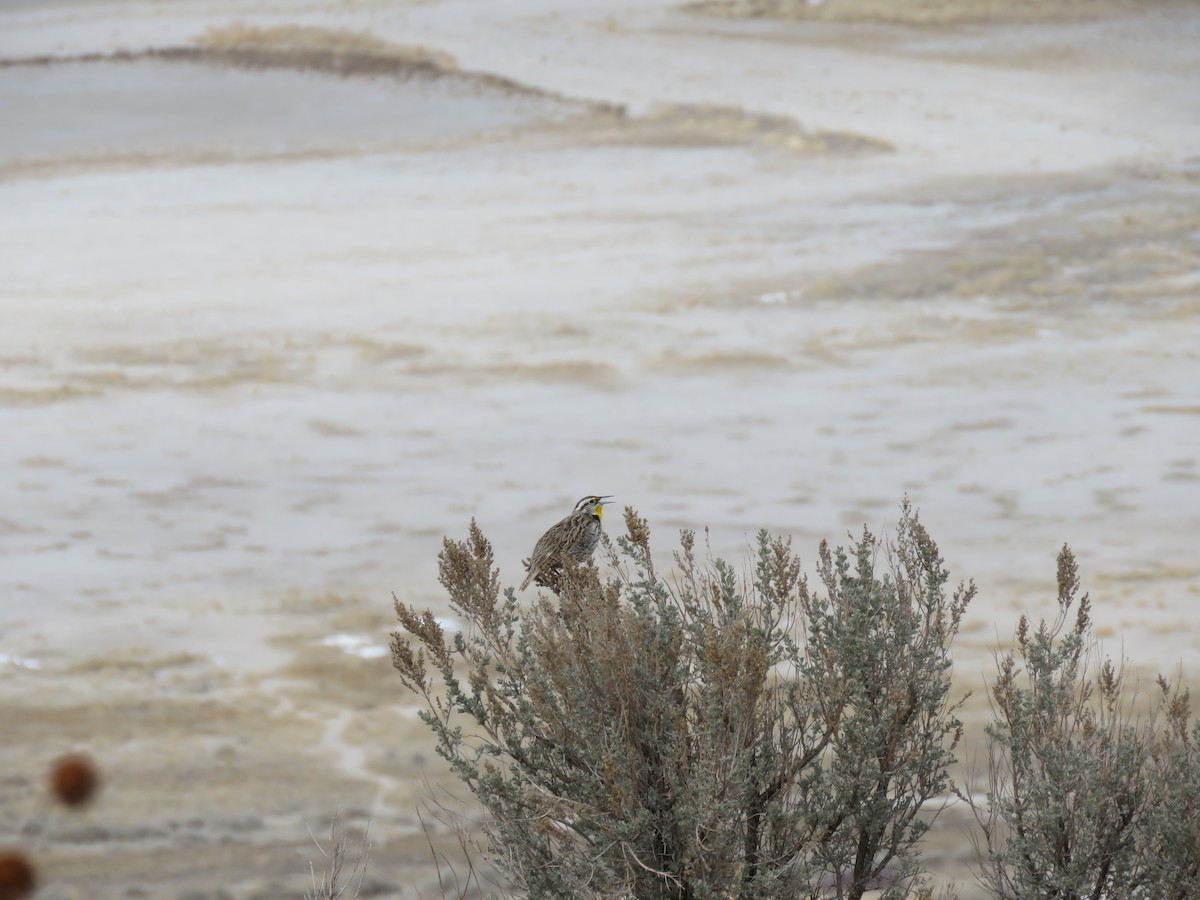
[1,0,1199,897]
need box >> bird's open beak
[597,495,614,505]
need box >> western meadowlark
[520,495,612,591]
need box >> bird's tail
[520,570,534,591]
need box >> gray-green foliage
[971,546,1200,899]
[391,500,971,899]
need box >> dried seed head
[0,850,36,900]
[49,753,99,808]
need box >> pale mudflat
[1,1,1198,896]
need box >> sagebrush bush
[392,501,971,899]
[968,545,1200,899]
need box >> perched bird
[520,495,612,591]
